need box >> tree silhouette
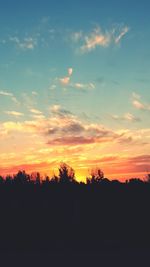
[14,170,30,184]
[86,167,104,184]
[58,163,75,183]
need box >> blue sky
[0,0,150,180]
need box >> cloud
[72,82,95,90]
[58,68,95,90]
[30,109,43,115]
[32,91,38,96]
[1,105,146,149]
[68,68,73,76]
[50,105,74,118]
[113,154,150,178]
[0,161,53,176]
[123,113,140,122]
[9,36,37,50]
[0,91,13,97]
[2,121,24,132]
[59,76,70,86]
[0,104,117,145]
[132,100,150,110]
[115,26,129,44]
[132,93,150,111]
[0,90,19,104]
[59,67,73,86]
[71,24,129,53]
[47,136,95,146]
[4,111,24,117]
[80,27,111,53]
[111,113,141,122]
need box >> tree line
[0,162,149,185]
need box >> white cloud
[80,27,111,53]
[132,93,150,111]
[59,76,70,86]
[111,113,140,122]
[10,36,37,50]
[30,109,43,115]
[0,90,19,104]
[50,105,61,113]
[68,68,73,76]
[73,82,95,90]
[115,26,129,44]
[0,90,13,97]
[132,100,148,110]
[123,113,140,122]
[58,68,95,90]
[59,68,73,86]
[4,111,24,117]
[32,91,38,96]
[72,24,129,53]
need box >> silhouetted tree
[86,167,104,184]
[14,170,30,184]
[43,175,50,184]
[36,172,41,184]
[58,163,75,183]
[50,175,59,184]
[30,172,41,183]
[128,178,144,184]
[5,175,13,184]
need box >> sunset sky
[0,0,150,181]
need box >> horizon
[1,0,150,181]
[0,164,148,183]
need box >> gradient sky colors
[0,0,150,181]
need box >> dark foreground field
[0,181,150,250]
[0,175,150,265]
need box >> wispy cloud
[59,76,70,86]
[59,68,73,86]
[115,26,129,44]
[80,27,111,53]
[0,91,13,97]
[59,68,95,90]
[0,90,19,104]
[4,111,24,117]
[132,100,146,110]
[72,82,95,90]
[111,113,141,122]
[30,108,43,115]
[132,93,150,111]
[32,91,38,96]
[9,36,37,50]
[68,68,73,76]
[71,24,129,53]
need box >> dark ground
[0,180,150,266]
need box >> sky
[0,0,150,181]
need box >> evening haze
[0,0,150,181]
